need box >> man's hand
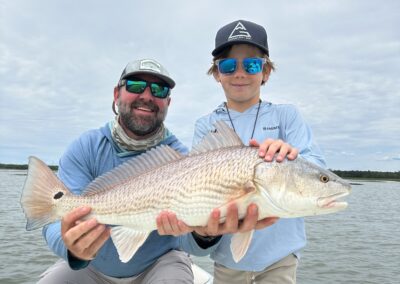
[250,139,298,162]
[61,206,110,261]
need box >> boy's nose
[234,62,247,77]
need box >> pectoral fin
[111,226,150,263]
[230,230,254,263]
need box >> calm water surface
[1,169,399,283]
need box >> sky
[0,0,399,171]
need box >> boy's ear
[212,70,221,82]
[262,66,272,83]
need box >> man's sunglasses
[120,79,171,99]
[215,57,267,75]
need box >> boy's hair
[207,46,275,85]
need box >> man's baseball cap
[212,20,269,57]
[119,59,175,88]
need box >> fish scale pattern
[57,146,262,230]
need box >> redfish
[21,121,351,263]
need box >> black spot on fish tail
[53,192,64,200]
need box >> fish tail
[20,156,68,230]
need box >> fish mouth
[317,192,350,209]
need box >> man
[38,58,193,283]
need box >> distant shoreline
[1,163,399,181]
[0,163,58,171]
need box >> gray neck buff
[111,115,166,152]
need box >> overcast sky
[0,0,399,171]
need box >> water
[1,169,399,284]
[298,181,400,284]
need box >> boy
[192,19,326,284]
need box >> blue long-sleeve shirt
[191,101,326,271]
[42,122,197,278]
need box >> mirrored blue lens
[218,58,237,74]
[217,58,265,75]
[243,58,263,74]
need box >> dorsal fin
[190,121,244,155]
[82,145,184,196]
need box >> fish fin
[224,180,257,206]
[83,145,184,196]
[217,183,259,224]
[20,156,68,230]
[230,230,254,263]
[190,121,244,155]
[110,226,150,263]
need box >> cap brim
[121,71,175,88]
[212,41,269,57]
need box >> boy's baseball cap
[212,20,269,57]
[119,59,175,88]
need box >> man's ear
[113,86,120,102]
[167,97,171,106]
[112,87,120,115]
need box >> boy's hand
[156,211,193,236]
[156,204,278,237]
[249,139,298,162]
[192,203,278,237]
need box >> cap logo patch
[139,59,161,73]
[228,21,251,41]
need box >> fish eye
[320,175,329,183]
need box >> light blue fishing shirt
[190,101,326,271]
[42,122,191,278]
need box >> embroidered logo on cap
[228,21,251,41]
[139,59,161,73]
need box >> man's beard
[117,100,167,136]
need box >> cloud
[0,0,399,172]
[392,155,400,161]
[375,154,400,162]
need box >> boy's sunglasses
[216,57,267,75]
[120,79,170,99]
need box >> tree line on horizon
[1,163,399,180]
[330,169,400,180]
[0,163,58,171]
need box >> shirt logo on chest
[263,125,280,131]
